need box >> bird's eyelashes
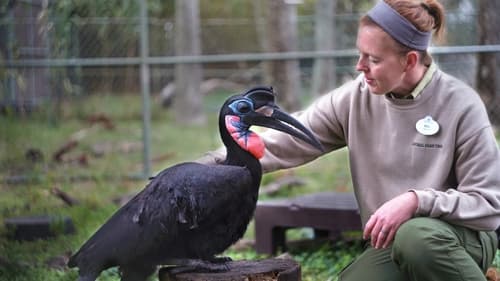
[229,98,254,115]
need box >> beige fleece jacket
[200,67,500,231]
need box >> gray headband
[367,1,431,51]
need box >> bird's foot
[209,256,232,263]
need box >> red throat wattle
[225,115,265,159]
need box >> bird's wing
[69,162,253,268]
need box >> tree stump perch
[158,258,301,281]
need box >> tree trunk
[158,258,301,281]
[311,0,337,97]
[257,0,302,112]
[476,0,500,126]
[174,0,205,125]
[252,0,272,88]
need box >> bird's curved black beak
[242,107,324,152]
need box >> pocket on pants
[479,230,498,272]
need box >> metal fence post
[139,0,152,178]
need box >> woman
[200,1,500,280]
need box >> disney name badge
[416,115,439,136]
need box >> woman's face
[356,25,408,95]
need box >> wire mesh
[0,0,499,180]
[1,1,497,107]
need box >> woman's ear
[404,51,419,71]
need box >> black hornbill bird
[67,87,323,281]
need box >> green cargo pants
[338,217,498,281]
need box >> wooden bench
[254,192,362,255]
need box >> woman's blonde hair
[361,0,446,65]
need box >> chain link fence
[1,1,499,178]
[2,1,498,106]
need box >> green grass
[0,92,497,281]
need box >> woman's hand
[363,191,418,249]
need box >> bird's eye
[236,101,251,113]
[229,99,254,114]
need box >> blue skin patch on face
[228,98,254,115]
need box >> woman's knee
[392,218,457,266]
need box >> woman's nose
[356,56,367,72]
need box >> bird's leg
[162,258,231,274]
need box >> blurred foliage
[292,240,364,281]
